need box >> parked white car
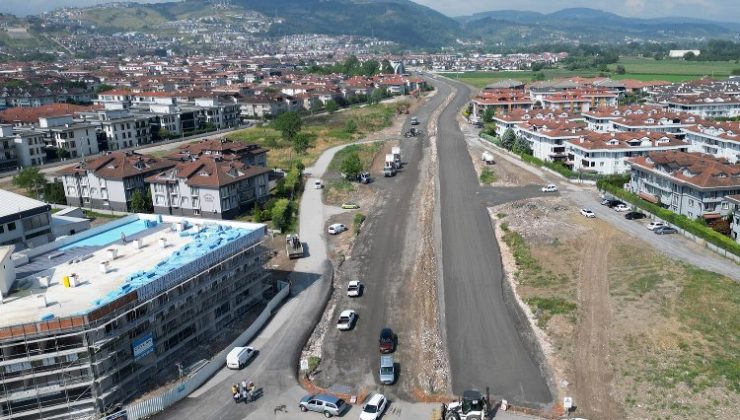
[314,180,323,189]
[359,393,388,420]
[328,223,347,235]
[614,204,631,212]
[647,221,665,231]
[580,209,596,218]
[225,346,257,369]
[541,184,558,192]
[336,309,357,330]
[347,280,362,297]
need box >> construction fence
[110,281,290,420]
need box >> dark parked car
[379,328,395,353]
[624,211,646,220]
[606,200,625,208]
[654,226,678,235]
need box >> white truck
[226,346,257,369]
[384,154,396,177]
[481,151,494,165]
[391,146,401,168]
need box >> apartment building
[582,106,698,134]
[516,118,585,162]
[471,89,533,119]
[167,138,268,167]
[0,125,18,171]
[0,190,53,248]
[682,121,740,164]
[665,94,740,119]
[0,215,271,419]
[58,151,175,212]
[627,151,740,219]
[490,110,581,137]
[566,131,688,175]
[40,116,99,158]
[147,157,270,219]
[83,110,152,151]
[12,129,46,167]
[727,194,740,243]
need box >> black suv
[624,211,646,220]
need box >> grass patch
[328,142,382,173]
[308,356,321,373]
[628,273,664,296]
[480,167,496,185]
[229,104,396,170]
[83,210,124,220]
[526,297,577,327]
[500,222,567,287]
[353,213,366,235]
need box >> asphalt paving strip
[313,88,451,401]
[433,77,553,405]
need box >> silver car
[299,394,346,417]
[379,355,395,385]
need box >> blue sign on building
[132,333,155,361]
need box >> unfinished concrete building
[0,215,270,419]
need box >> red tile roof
[147,157,270,188]
[628,151,740,189]
[0,103,100,124]
[57,151,175,180]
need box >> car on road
[624,211,646,220]
[654,226,678,235]
[347,280,362,297]
[359,393,388,420]
[379,328,395,353]
[359,172,371,184]
[541,184,558,192]
[379,355,395,385]
[225,346,257,369]
[614,204,631,212]
[647,221,665,231]
[299,394,347,417]
[580,208,596,218]
[314,180,323,189]
[410,116,419,125]
[336,309,357,330]
[328,223,347,235]
[340,202,360,209]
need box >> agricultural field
[455,56,738,88]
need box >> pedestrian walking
[247,381,256,402]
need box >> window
[8,222,15,231]
[688,199,694,207]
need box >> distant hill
[457,7,740,45]
[229,0,461,47]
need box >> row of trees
[12,167,66,204]
[306,55,395,77]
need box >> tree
[512,136,532,155]
[501,128,516,151]
[361,60,380,77]
[291,132,312,155]
[272,111,302,141]
[532,72,546,81]
[683,51,696,60]
[369,88,388,105]
[381,59,394,74]
[282,167,302,197]
[732,68,740,76]
[43,182,66,204]
[615,65,626,74]
[271,199,293,232]
[340,151,363,180]
[482,107,495,123]
[344,119,358,134]
[130,189,153,213]
[56,148,70,160]
[12,167,47,197]
[325,100,338,114]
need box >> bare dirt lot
[487,164,739,419]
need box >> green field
[456,56,739,88]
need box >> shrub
[353,213,366,234]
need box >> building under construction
[0,215,271,419]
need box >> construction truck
[443,390,488,420]
[481,151,494,165]
[285,234,304,259]
[391,146,401,168]
[384,154,396,177]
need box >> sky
[0,0,737,22]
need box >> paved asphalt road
[157,137,348,420]
[433,76,552,405]
[314,86,449,400]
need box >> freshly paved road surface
[433,76,552,405]
[313,86,448,400]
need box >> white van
[226,346,256,369]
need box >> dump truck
[391,146,401,168]
[384,154,396,177]
[285,234,304,259]
[481,151,494,165]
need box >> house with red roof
[683,121,740,164]
[627,151,740,219]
